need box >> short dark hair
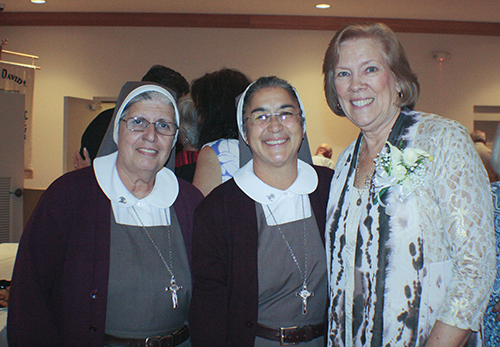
[191,68,250,148]
[323,22,420,117]
[141,65,189,99]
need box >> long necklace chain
[132,206,182,309]
[266,195,313,315]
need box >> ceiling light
[31,0,46,3]
[431,51,451,63]
[316,4,331,9]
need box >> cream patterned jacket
[412,113,495,330]
[326,109,495,346]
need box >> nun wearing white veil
[8,81,203,346]
[189,76,334,346]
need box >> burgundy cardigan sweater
[8,166,203,346]
[189,165,334,346]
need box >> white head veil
[97,81,180,170]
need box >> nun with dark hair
[189,76,333,346]
[8,82,203,346]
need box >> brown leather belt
[103,324,189,347]
[255,322,324,345]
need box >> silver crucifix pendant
[296,284,314,315]
[167,279,182,309]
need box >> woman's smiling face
[116,98,176,179]
[334,38,400,133]
[244,87,303,171]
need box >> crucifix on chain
[296,284,314,315]
[167,279,182,309]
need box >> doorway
[0,91,25,242]
[63,96,116,173]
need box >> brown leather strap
[255,322,324,345]
[103,324,189,347]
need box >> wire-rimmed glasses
[245,110,301,126]
[121,117,178,136]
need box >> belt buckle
[160,334,174,347]
[279,325,299,346]
[146,335,174,347]
[145,336,161,347]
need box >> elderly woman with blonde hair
[323,22,495,347]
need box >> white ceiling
[3,0,500,23]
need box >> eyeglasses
[121,117,178,136]
[245,111,301,126]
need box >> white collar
[233,159,318,205]
[94,152,179,209]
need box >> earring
[337,103,342,110]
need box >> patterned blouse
[203,138,239,182]
[325,108,495,347]
[484,181,500,346]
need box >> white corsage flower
[373,142,432,215]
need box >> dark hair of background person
[141,65,190,99]
[191,68,250,149]
[80,65,189,161]
[322,22,420,117]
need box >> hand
[0,287,9,307]
[72,147,91,170]
[425,320,471,347]
[493,301,500,322]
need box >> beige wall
[2,26,500,189]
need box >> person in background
[312,143,335,169]
[483,125,500,347]
[72,65,189,169]
[8,82,203,346]
[175,95,200,183]
[322,22,495,346]
[471,130,500,182]
[191,68,251,196]
[189,76,333,346]
[0,281,9,307]
[0,281,9,345]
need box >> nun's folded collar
[233,159,318,205]
[94,152,179,209]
